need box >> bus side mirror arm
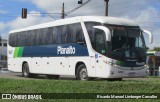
[142,30,153,44]
[93,26,111,42]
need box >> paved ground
[0,72,25,79]
[0,70,77,80]
[0,71,159,81]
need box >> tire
[47,75,60,80]
[76,64,89,81]
[22,63,31,78]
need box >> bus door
[94,29,106,77]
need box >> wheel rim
[80,68,88,80]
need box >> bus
[0,39,7,68]
[8,16,153,81]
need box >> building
[0,39,7,68]
[147,51,160,76]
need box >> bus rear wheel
[22,63,31,78]
[76,64,89,81]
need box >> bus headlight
[108,62,113,66]
[103,60,120,68]
[144,64,147,67]
[113,63,120,68]
[108,62,119,68]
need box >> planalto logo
[57,46,76,55]
[136,62,145,66]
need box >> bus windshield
[105,25,146,61]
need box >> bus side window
[95,29,106,55]
[12,34,17,47]
[66,23,86,45]
[84,22,102,49]
[9,34,13,47]
[52,27,58,43]
[66,24,72,43]
[75,23,86,45]
[47,27,53,44]
[14,33,18,47]
[57,26,63,44]
[30,30,36,46]
[76,27,86,46]
[61,25,68,43]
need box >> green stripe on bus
[116,61,123,66]
[14,47,24,58]
[18,47,24,57]
[14,47,19,58]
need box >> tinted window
[28,30,36,46]
[56,26,62,43]
[52,27,58,43]
[3,43,7,47]
[66,25,72,43]
[36,29,42,45]
[46,27,53,44]
[85,22,102,49]
[9,23,85,47]
[61,25,68,43]
[13,33,18,47]
[19,31,28,46]
[76,25,85,43]
[67,23,85,43]
[95,29,106,55]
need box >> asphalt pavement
[0,69,159,81]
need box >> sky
[0,0,160,49]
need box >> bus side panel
[8,58,23,72]
[51,57,69,75]
[29,57,53,75]
[95,63,111,78]
[29,57,69,75]
[29,57,91,76]
[8,46,22,72]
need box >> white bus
[8,16,152,80]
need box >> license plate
[128,72,136,76]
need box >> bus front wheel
[76,64,89,81]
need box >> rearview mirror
[93,26,111,42]
[142,30,153,44]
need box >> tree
[150,47,160,51]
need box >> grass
[0,78,160,102]
[145,76,160,78]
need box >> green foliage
[150,47,160,51]
[145,46,150,51]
